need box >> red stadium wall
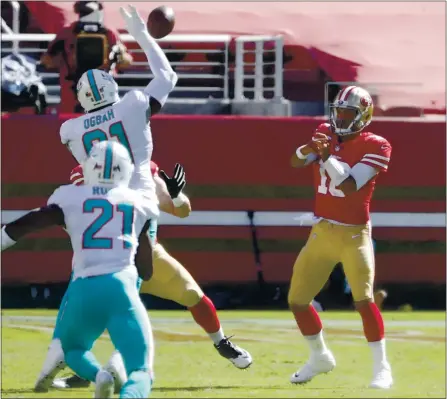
[1,114,445,285]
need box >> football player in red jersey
[288,86,393,389]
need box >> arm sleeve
[359,138,392,173]
[350,163,379,190]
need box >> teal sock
[120,370,152,398]
[65,350,101,382]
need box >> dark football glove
[159,163,186,199]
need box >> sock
[65,350,101,382]
[188,296,224,344]
[120,370,152,398]
[305,330,329,354]
[208,327,226,345]
[369,339,389,367]
[95,369,114,397]
[36,339,66,381]
[292,304,323,336]
[357,302,385,342]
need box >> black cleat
[52,374,91,389]
[214,336,253,369]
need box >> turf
[2,310,445,398]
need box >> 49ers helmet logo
[360,96,372,107]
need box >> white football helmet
[77,69,119,112]
[329,86,374,136]
[83,141,134,186]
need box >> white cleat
[214,337,253,369]
[105,351,128,394]
[94,370,114,398]
[290,351,336,384]
[34,360,66,393]
[369,363,393,389]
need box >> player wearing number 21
[288,86,393,389]
[1,141,158,399]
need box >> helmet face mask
[329,86,374,136]
[77,69,120,113]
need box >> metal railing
[234,35,284,101]
[1,0,285,106]
[1,32,233,103]
[1,0,284,108]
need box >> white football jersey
[60,90,156,198]
[48,183,159,280]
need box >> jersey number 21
[83,199,134,249]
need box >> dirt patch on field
[325,327,446,343]
[153,329,259,343]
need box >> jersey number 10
[83,199,134,249]
[82,122,134,161]
[317,163,349,198]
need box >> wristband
[1,226,16,251]
[296,145,309,160]
[323,156,350,186]
[172,193,188,208]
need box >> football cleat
[105,351,128,394]
[214,336,252,369]
[94,369,114,399]
[52,374,91,389]
[290,351,336,384]
[369,363,393,389]
[34,359,66,393]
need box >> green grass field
[2,309,446,398]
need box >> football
[147,6,175,39]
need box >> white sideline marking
[1,210,445,227]
[3,315,444,328]
[4,319,443,346]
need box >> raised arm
[120,5,178,116]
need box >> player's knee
[287,292,310,311]
[354,297,373,310]
[180,285,203,308]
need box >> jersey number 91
[82,121,134,162]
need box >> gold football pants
[288,220,375,306]
[139,243,204,308]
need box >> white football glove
[119,5,147,39]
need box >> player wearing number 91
[60,4,178,201]
[1,141,158,399]
[288,86,393,389]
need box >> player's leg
[34,280,71,392]
[57,277,110,387]
[140,243,252,369]
[340,224,392,389]
[288,221,339,383]
[106,270,153,399]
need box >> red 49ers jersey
[311,127,392,225]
